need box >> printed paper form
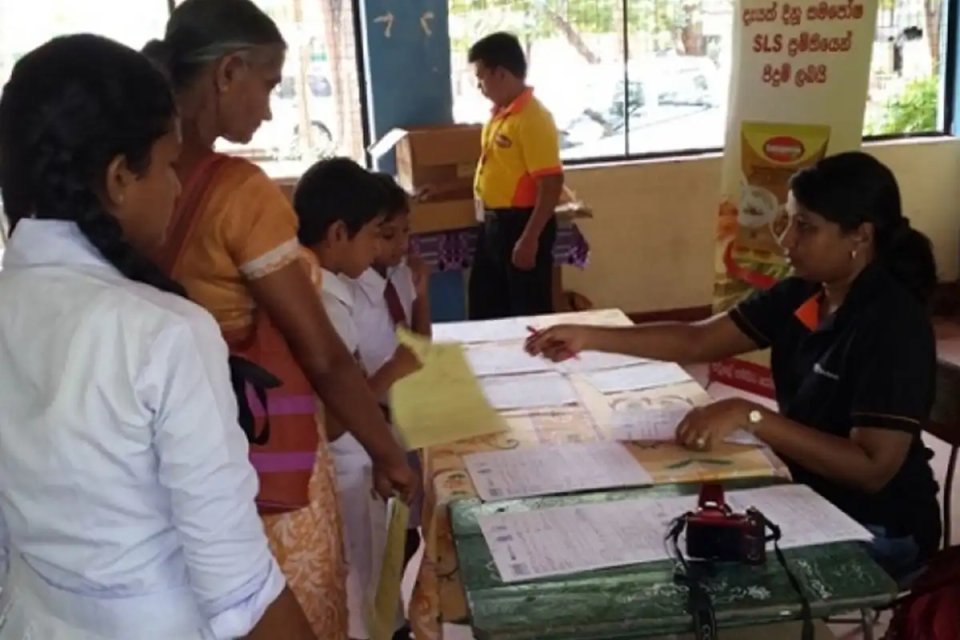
[480,371,580,411]
[479,496,674,582]
[464,342,554,377]
[465,343,651,377]
[433,317,529,344]
[725,485,873,549]
[479,484,873,583]
[609,404,765,447]
[464,441,654,501]
[432,308,633,345]
[585,362,693,394]
[557,350,652,374]
[390,329,508,449]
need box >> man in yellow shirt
[468,32,564,319]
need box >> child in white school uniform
[293,158,420,640]
[350,174,432,571]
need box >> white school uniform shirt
[317,267,388,639]
[0,220,284,640]
[351,263,417,378]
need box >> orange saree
[157,152,347,638]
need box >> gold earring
[850,249,858,261]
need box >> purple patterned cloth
[410,222,590,272]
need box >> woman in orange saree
[144,1,417,637]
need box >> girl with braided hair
[0,34,314,639]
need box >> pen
[526,325,579,360]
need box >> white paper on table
[479,484,873,583]
[464,342,553,377]
[585,362,693,394]
[725,485,874,549]
[480,371,579,410]
[478,497,675,582]
[432,317,529,344]
[556,351,651,374]
[608,404,692,441]
[609,405,765,447]
[464,441,654,501]
[724,430,764,446]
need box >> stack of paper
[464,442,653,501]
[478,484,873,583]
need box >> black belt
[484,206,534,216]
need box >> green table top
[450,479,898,640]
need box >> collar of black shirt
[799,262,894,335]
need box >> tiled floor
[402,363,958,640]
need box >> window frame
[444,0,960,168]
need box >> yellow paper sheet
[365,498,410,640]
[390,328,508,449]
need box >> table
[410,309,793,639]
[451,481,897,640]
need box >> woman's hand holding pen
[524,324,588,361]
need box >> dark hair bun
[142,39,174,72]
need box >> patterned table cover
[411,222,590,272]
[409,309,792,639]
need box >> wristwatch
[746,408,764,433]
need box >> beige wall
[562,138,960,314]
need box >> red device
[685,483,766,565]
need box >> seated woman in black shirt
[526,152,942,578]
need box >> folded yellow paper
[365,497,410,640]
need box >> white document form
[609,404,765,447]
[464,342,553,377]
[725,485,874,550]
[480,371,580,410]
[557,351,651,374]
[478,497,674,582]
[585,362,693,394]
[608,404,691,441]
[433,317,529,344]
[479,485,873,583]
[464,442,654,501]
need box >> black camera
[685,483,766,565]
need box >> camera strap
[667,510,814,640]
[667,514,718,640]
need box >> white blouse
[0,220,283,638]
[350,264,417,376]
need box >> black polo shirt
[729,263,941,555]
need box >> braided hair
[0,34,185,297]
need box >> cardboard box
[369,124,482,199]
[409,199,477,234]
